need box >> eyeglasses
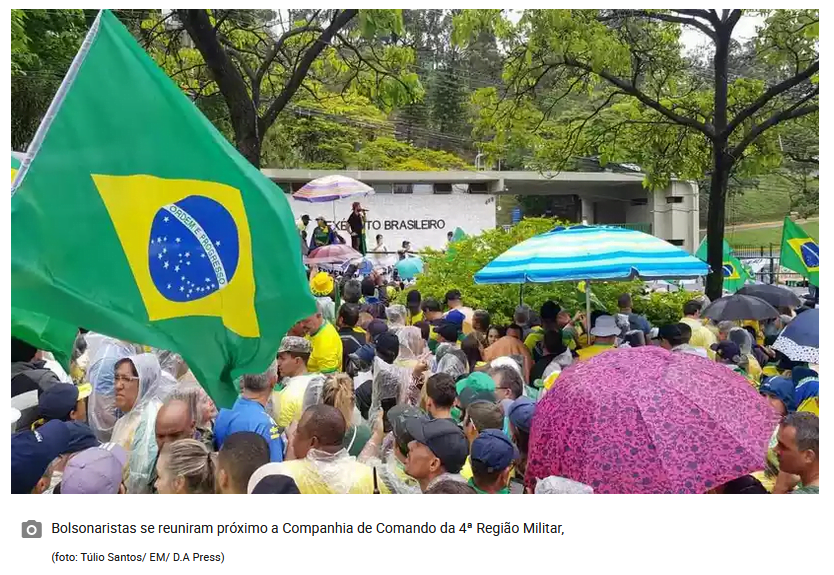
[114,374,139,384]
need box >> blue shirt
[214,397,284,462]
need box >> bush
[397,218,698,327]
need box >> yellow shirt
[524,327,544,354]
[746,354,763,383]
[306,321,343,374]
[680,317,717,353]
[577,344,615,362]
[269,455,386,494]
[273,374,318,429]
[460,455,516,482]
[407,310,424,326]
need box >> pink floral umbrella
[304,244,362,265]
[526,346,777,494]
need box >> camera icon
[21,520,42,538]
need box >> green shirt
[791,484,820,494]
[468,478,509,494]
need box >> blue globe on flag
[148,195,240,302]
[800,240,819,269]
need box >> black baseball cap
[458,387,496,410]
[711,340,742,360]
[436,322,460,343]
[38,383,92,421]
[405,417,469,474]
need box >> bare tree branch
[604,9,717,40]
[255,24,325,86]
[725,60,818,135]
[730,97,818,159]
[561,56,714,137]
[258,9,358,134]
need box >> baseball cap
[278,336,312,355]
[458,386,496,410]
[65,421,100,454]
[456,371,496,396]
[711,340,741,361]
[38,383,92,421]
[658,324,683,343]
[405,417,469,474]
[590,315,620,337]
[445,310,466,327]
[375,332,400,358]
[436,322,460,343]
[471,429,518,473]
[388,404,428,453]
[61,443,128,494]
[250,474,301,494]
[247,463,303,494]
[11,420,71,494]
[507,396,535,434]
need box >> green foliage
[395,217,689,326]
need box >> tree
[456,9,818,299]
[144,9,423,166]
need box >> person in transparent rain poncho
[358,404,422,494]
[386,304,407,336]
[368,333,425,424]
[85,334,145,442]
[109,353,175,493]
[256,404,382,494]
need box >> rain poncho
[368,357,413,424]
[85,334,144,442]
[315,297,336,324]
[395,326,427,367]
[434,343,468,380]
[251,449,383,494]
[110,353,175,494]
[541,350,574,380]
[535,476,594,494]
[386,305,407,334]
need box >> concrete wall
[289,192,497,251]
[651,180,699,253]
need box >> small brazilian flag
[780,217,819,286]
[695,238,751,292]
[11,10,315,407]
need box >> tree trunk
[235,132,261,167]
[705,145,730,300]
[705,21,732,301]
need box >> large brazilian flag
[695,238,751,292]
[11,10,315,407]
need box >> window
[666,196,684,204]
[468,182,489,194]
[630,198,648,206]
[668,239,685,246]
[374,183,393,194]
[393,183,413,194]
[433,183,452,195]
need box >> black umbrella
[738,284,801,309]
[701,294,780,322]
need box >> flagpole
[12,10,103,196]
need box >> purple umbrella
[527,346,777,494]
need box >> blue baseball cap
[759,376,796,412]
[38,383,92,421]
[445,309,466,327]
[507,396,535,434]
[471,429,518,473]
[65,421,100,454]
[11,420,71,493]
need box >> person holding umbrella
[347,202,367,255]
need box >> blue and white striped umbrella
[474,225,709,284]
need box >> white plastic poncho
[368,357,412,424]
[386,305,407,335]
[434,343,468,379]
[396,326,426,364]
[110,353,175,494]
[535,476,594,494]
[85,334,144,442]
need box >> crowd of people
[11,270,819,495]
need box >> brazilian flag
[11,11,315,407]
[695,238,751,292]
[780,217,818,286]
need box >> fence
[732,243,809,287]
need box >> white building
[263,168,700,252]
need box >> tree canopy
[455,9,818,298]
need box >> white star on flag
[157,237,162,243]
[163,216,169,223]
[180,286,184,292]
[175,237,181,243]
[162,247,167,254]
[174,265,180,272]
[185,252,190,258]
[201,253,206,258]
[167,283,171,289]
[157,253,163,260]
[163,261,169,269]
[186,261,191,266]
[205,278,211,283]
